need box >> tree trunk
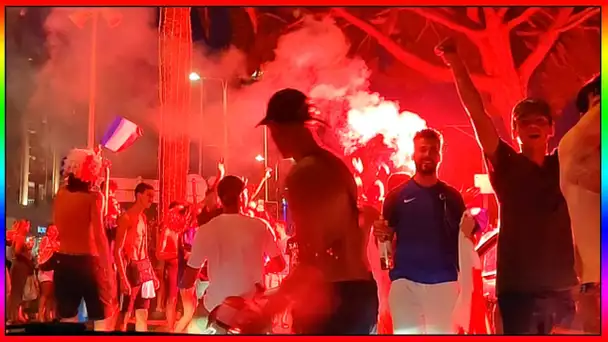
[158,7,192,220]
[478,13,526,143]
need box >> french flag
[101,117,143,152]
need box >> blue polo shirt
[383,179,465,284]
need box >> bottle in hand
[379,240,393,270]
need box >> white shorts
[38,270,54,283]
[389,278,459,334]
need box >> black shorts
[164,258,179,299]
[292,278,379,335]
[120,290,151,313]
[54,253,116,321]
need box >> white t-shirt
[558,105,601,284]
[187,213,281,311]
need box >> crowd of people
[5,39,600,335]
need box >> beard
[415,161,437,175]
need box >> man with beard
[115,183,159,332]
[374,129,467,334]
[558,74,600,334]
[436,38,577,334]
[259,89,378,335]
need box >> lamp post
[189,73,229,173]
[68,8,122,149]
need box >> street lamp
[189,72,201,81]
[189,72,229,174]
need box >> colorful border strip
[0,5,6,328]
[0,3,604,341]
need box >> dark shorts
[165,258,179,299]
[292,278,379,335]
[498,289,576,335]
[120,290,151,313]
[54,253,115,321]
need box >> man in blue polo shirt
[374,128,468,334]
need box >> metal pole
[197,81,204,175]
[222,80,228,171]
[51,144,60,196]
[87,12,99,149]
[263,126,269,201]
[19,120,30,206]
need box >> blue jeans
[498,290,575,334]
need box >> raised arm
[436,38,500,158]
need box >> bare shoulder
[287,151,344,190]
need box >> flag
[101,117,143,152]
[454,230,488,334]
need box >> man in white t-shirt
[558,74,600,334]
[181,175,286,314]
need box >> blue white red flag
[101,117,143,152]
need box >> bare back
[53,188,99,256]
[287,149,371,283]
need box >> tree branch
[518,8,573,83]
[403,7,483,38]
[331,8,493,91]
[497,8,508,18]
[557,7,600,33]
[244,7,258,34]
[466,7,482,24]
[507,7,543,31]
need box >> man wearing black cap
[258,88,378,334]
[436,39,577,334]
[558,74,600,334]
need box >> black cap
[575,74,600,114]
[257,88,325,127]
[512,98,553,124]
